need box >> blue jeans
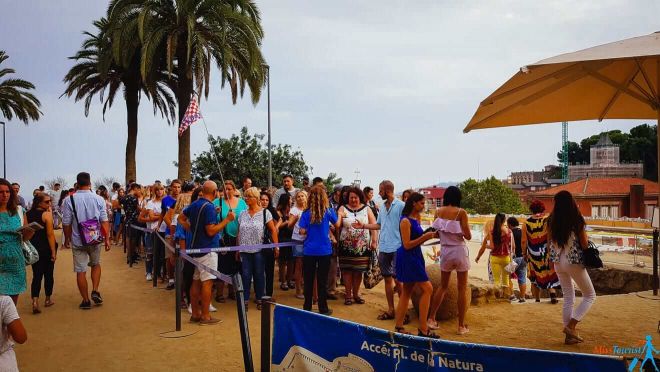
[240,251,265,301]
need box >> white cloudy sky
[1,0,658,193]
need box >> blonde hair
[224,180,237,189]
[307,186,329,224]
[173,193,192,215]
[294,190,308,209]
[243,187,260,200]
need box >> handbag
[70,195,104,246]
[582,241,603,269]
[17,207,40,266]
[504,258,518,273]
[363,250,383,289]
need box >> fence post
[260,297,272,372]
[152,232,158,288]
[233,273,255,372]
[175,247,182,331]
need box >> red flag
[178,94,203,137]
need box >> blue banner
[272,305,626,372]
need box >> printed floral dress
[0,212,27,295]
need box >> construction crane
[562,122,568,183]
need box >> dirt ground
[14,236,660,371]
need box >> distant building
[531,177,658,219]
[568,133,643,182]
[419,186,446,210]
[509,165,560,185]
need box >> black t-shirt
[512,227,523,258]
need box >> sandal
[344,298,353,306]
[427,319,439,330]
[418,329,441,339]
[394,326,410,335]
[403,314,411,325]
[32,306,41,315]
[377,311,395,320]
[354,297,365,304]
[457,325,470,335]
[44,300,55,307]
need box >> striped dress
[525,215,560,289]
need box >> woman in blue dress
[394,192,439,338]
[0,179,32,304]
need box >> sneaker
[187,304,192,314]
[508,295,517,301]
[146,273,153,281]
[79,300,92,310]
[209,304,217,312]
[91,291,103,305]
[166,280,175,290]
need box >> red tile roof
[532,177,659,197]
[419,186,446,199]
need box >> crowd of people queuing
[0,170,598,369]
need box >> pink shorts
[440,244,471,272]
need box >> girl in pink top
[427,186,472,335]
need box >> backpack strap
[70,195,80,226]
[190,201,211,249]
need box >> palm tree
[0,51,42,124]
[109,0,266,180]
[62,17,176,183]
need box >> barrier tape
[150,228,234,284]
[179,251,234,284]
[130,224,297,253]
[129,224,155,233]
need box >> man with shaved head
[178,180,234,325]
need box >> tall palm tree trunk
[176,49,193,181]
[125,78,139,183]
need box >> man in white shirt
[48,183,62,229]
[272,174,298,208]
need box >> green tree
[0,51,41,124]
[459,177,525,214]
[191,127,310,187]
[110,0,266,181]
[323,172,343,191]
[62,17,176,183]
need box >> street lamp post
[265,65,272,189]
[0,121,5,178]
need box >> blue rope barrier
[133,224,298,254]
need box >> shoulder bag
[70,195,104,246]
[582,240,603,269]
[18,207,39,266]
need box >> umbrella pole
[655,59,659,296]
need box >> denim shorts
[513,257,527,284]
[377,251,396,277]
[292,242,304,258]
